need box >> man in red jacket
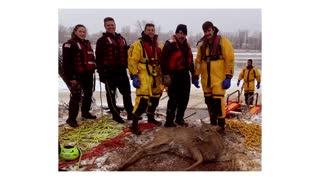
[160,24,199,127]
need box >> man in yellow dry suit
[237,59,261,105]
[194,21,235,133]
[128,23,163,135]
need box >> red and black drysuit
[95,32,133,121]
[160,35,195,126]
[62,37,96,122]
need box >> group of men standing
[62,17,261,135]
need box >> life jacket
[140,39,161,65]
[201,35,222,61]
[137,34,161,78]
[167,36,193,72]
[69,39,96,73]
[101,33,128,67]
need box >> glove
[192,75,200,88]
[256,82,260,89]
[222,75,232,89]
[132,75,141,88]
[237,80,240,87]
[163,74,171,86]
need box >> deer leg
[183,147,203,171]
[146,145,170,155]
[143,137,169,149]
[118,148,147,171]
[118,138,169,171]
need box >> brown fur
[118,120,224,171]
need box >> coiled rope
[226,119,261,150]
[59,116,156,170]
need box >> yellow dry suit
[194,35,234,127]
[238,66,261,93]
[128,34,163,128]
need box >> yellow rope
[226,119,261,150]
[59,115,125,156]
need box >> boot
[67,93,80,128]
[164,117,176,127]
[175,119,188,127]
[127,112,133,121]
[205,96,216,126]
[210,115,218,126]
[130,98,148,134]
[130,114,141,135]
[82,112,97,119]
[66,118,78,128]
[113,114,124,124]
[164,121,176,127]
[164,104,176,127]
[147,113,162,126]
[218,118,225,131]
[147,97,162,126]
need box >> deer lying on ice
[118,120,224,171]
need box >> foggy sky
[58,9,261,35]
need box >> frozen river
[59,50,262,93]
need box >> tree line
[59,21,261,50]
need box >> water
[59,51,262,93]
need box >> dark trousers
[68,71,94,120]
[244,92,254,105]
[104,73,133,118]
[166,71,191,123]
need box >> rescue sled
[225,90,242,115]
[247,93,262,115]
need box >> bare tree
[59,24,71,44]
[135,20,147,33]
[58,23,261,50]
[156,25,161,35]
[87,31,104,45]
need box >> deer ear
[200,119,206,125]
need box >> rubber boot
[175,119,188,127]
[66,118,78,128]
[112,113,124,124]
[164,115,176,127]
[217,118,226,135]
[82,112,97,119]
[130,98,148,135]
[147,97,162,126]
[127,112,133,121]
[164,101,177,127]
[67,92,81,128]
[130,114,142,135]
[147,114,162,126]
[205,96,217,126]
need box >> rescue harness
[200,35,222,87]
[139,39,161,88]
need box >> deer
[118,120,224,171]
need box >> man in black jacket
[95,17,134,123]
[160,24,199,127]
